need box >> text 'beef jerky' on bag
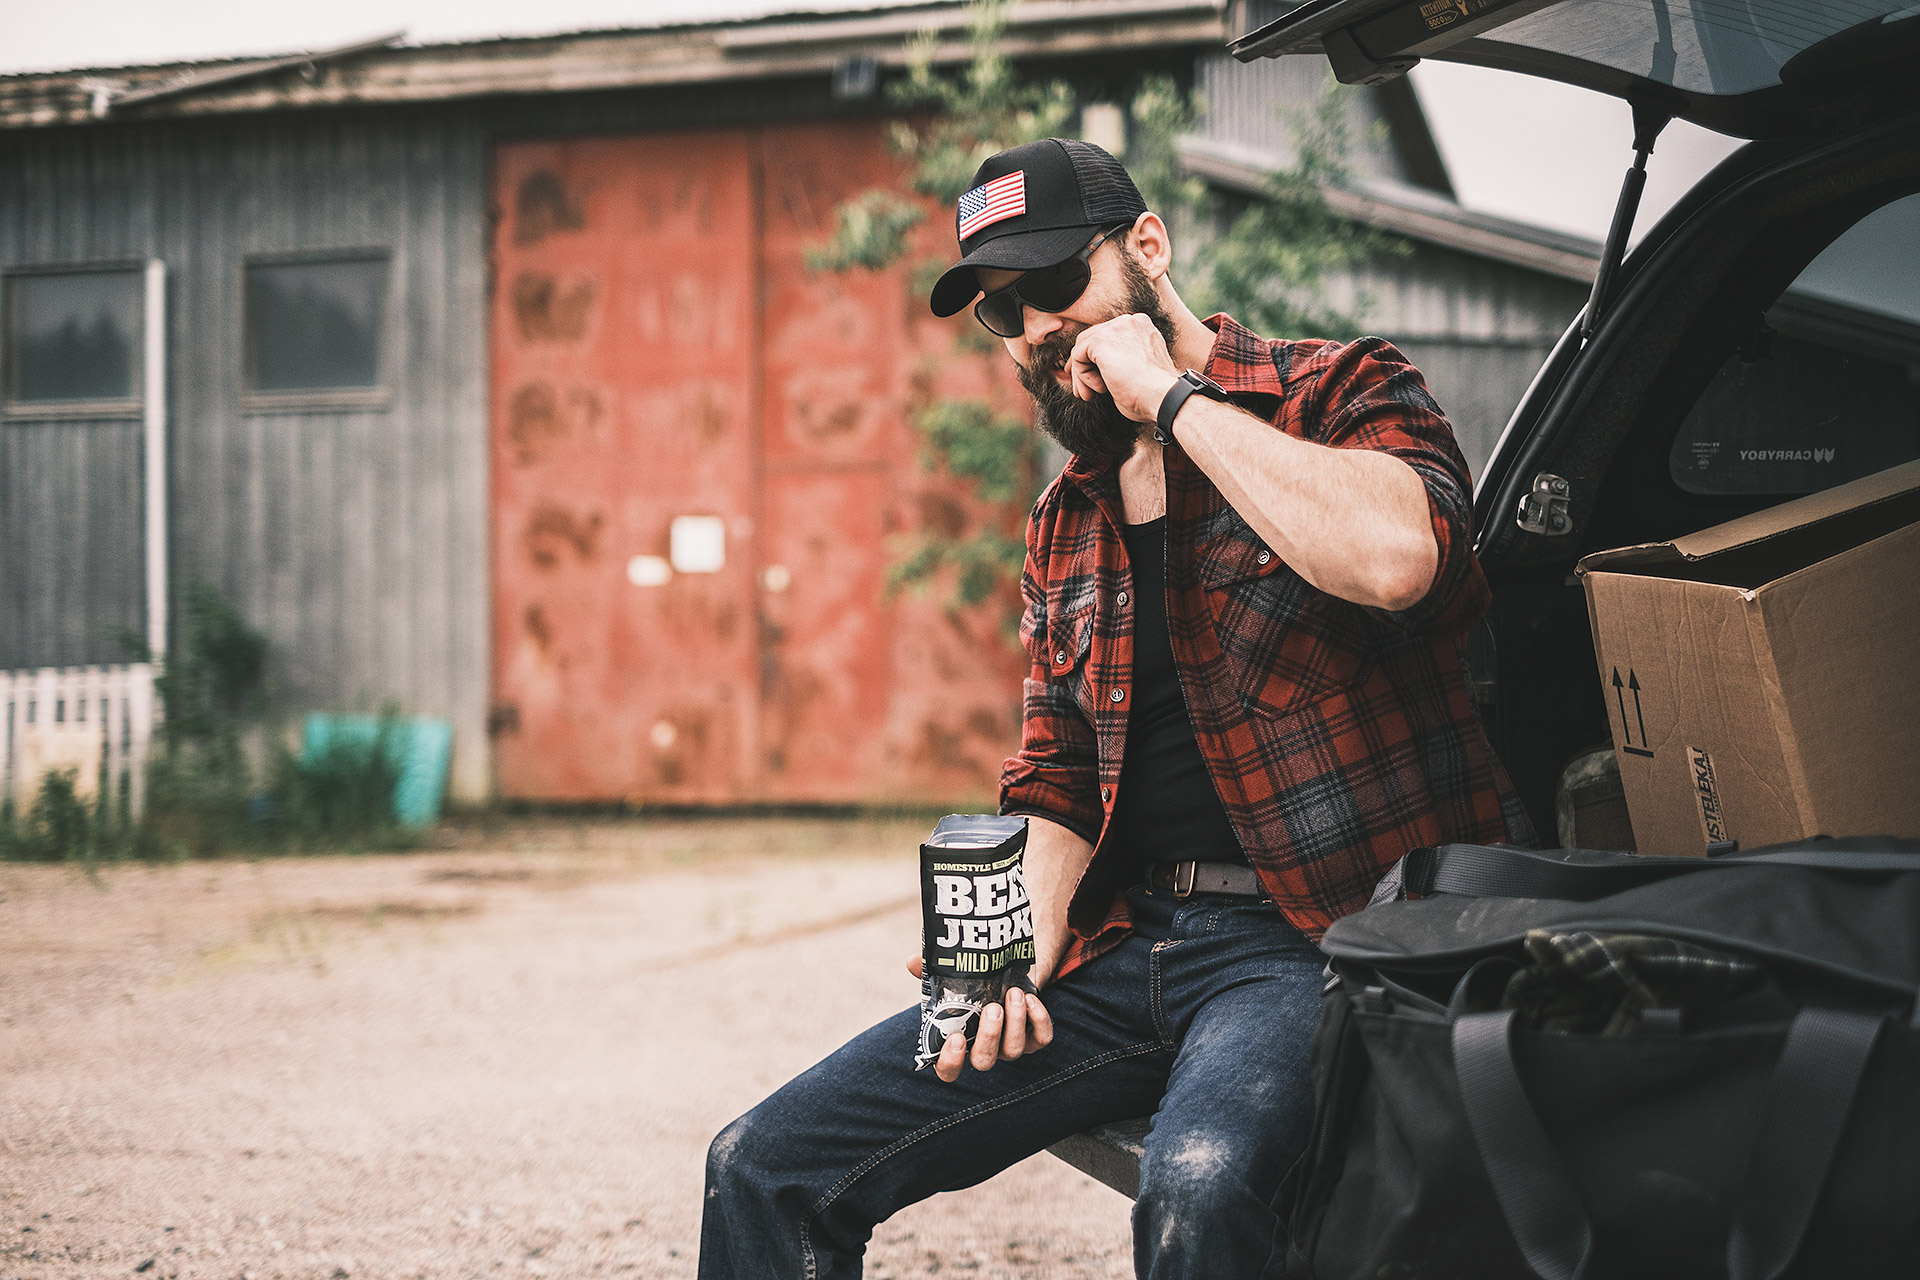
[915,815,1035,1070]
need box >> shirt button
[1116,590,1129,606]
[1101,787,1112,803]
[1110,688,1125,703]
[1054,651,1068,665]
[1257,549,1272,565]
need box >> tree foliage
[810,0,1069,623]
[812,0,1398,625]
[1128,74,1401,343]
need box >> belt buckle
[1172,860,1196,898]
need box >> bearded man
[700,138,1531,1279]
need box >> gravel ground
[0,817,1133,1280]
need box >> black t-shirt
[1101,516,1247,876]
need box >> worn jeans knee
[704,1111,754,1203]
[1132,1130,1268,1275]
[1135,1127,1243,1215]
[700,1112,758,1267]
[700,1105,816,1278]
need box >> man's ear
[1128,212,1174,281]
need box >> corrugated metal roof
[0,0,1230,129]
[1177,134,1601,282]
[0,2,945,81]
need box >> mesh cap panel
[1059,139,1146,226]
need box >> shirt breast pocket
[1043,599,1099,721]
[1201,535,1372,720]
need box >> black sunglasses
[972,225,1127,338]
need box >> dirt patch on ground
[418,869,535,885]
[0,817,1132,1279]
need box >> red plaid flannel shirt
[1001,316,1533,977]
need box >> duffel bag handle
[1452,1007,1885,1280]
[1453,1011,1593,1280]
[1728,1007,1887,1280]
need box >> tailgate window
[1670,191,1920,496]
[1482,1,1908,96]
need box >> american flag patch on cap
[957,170,1026,240]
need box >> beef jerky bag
[915,814,1036,1070]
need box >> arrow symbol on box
[1614,666,1655,758]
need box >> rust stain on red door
[491,122,1027,805]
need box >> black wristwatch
[1154,369,1229,445]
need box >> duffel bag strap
[1404,840,1920,903]
[1407,845,1699,901]
[1727,1007,1885,1280]
[1453,1010,1593,1280]
[1454,1007,1886,1280]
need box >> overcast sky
[0,1,1745,244]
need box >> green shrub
[4,581,427,863]
[267,717,414,853]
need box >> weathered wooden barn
[0,0,1596,810]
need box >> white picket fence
[1,665,157,821]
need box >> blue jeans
[699,885,1326,1279]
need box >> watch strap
[1154,370,1226,445]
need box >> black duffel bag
[1282,838,1920,1280]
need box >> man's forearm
[1019,814,1096,986]
[1172,397,1438,612]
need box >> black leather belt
[1146,860,1266,898]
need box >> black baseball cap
[928,138,1148,318]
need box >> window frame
[2,260,148,421]
[239,247,395,414]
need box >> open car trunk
[1234,1,1920,843]
[1230,0,1920,139]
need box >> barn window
[243,254,389,405]
[3,267,143,415]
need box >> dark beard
[1016,253,1180,462]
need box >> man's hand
[904,816,1087,1083]
[1066,313,1181,424]
[904,956,1057,1083]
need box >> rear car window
[1482,1,1915,97]
[1669,192,1920,496]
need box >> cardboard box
[1577,459,1920,856]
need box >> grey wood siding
[0,419,146,668]
[1196,49,1427,190]
[1194,45,1456,198]
[1339,246,1591,479]
[0,111,492,799]
[1191,50,1590,482]
[1387,336,1564,480]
